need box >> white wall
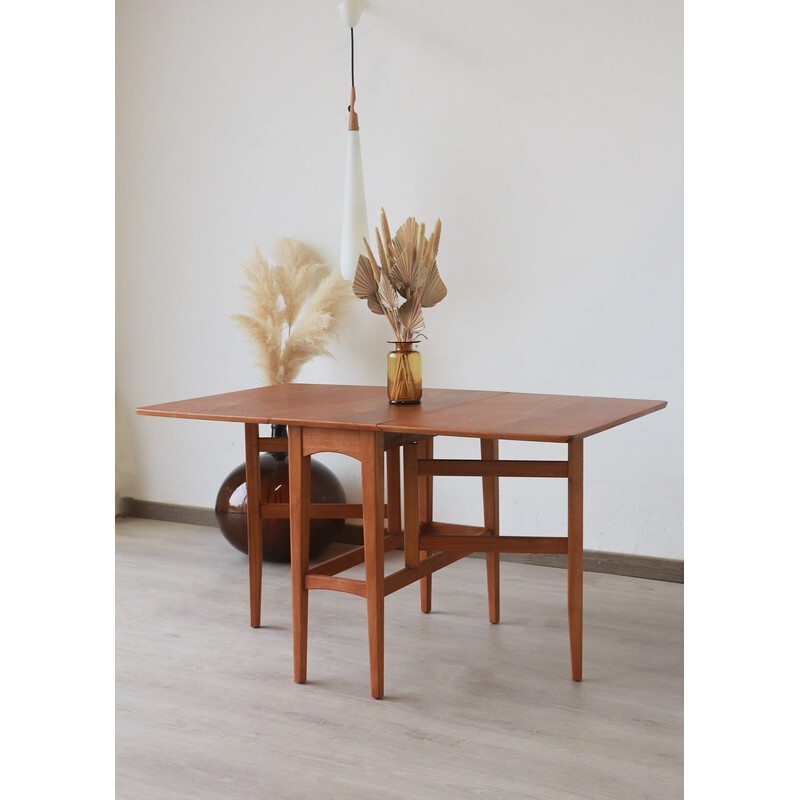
[116,0,683,559]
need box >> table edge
[135,392,668,439]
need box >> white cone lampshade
[339,0,369,282]
[340,130,368,281]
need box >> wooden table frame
[137,384,666,699]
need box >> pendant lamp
[339,0,368,282]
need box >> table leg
[289,425,311,684]
[402,442,420,568]
[244,423,262,628]
[386,445,402,535]
[567,438,584,681]
[361,430,386,699]
[481,438,500,624]
[418,437,434,613]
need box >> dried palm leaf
[362,238,383,285]
[375,227,390,272]
[398,293,424,339]
[353,254,378,300]
[351,210,447,342]
[380,208,393,260]
[425,218,441,261]
[419,260,448,307]
[378,270,400,311]
[353,253,384,316]
[389,217,425,295]
[415,222,426,260]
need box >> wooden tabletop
[136,384,666,443]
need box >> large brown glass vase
[215,425,345,562]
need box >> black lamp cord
[348,27,355,111]
[351,27,355,87]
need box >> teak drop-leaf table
[137,383,666,699]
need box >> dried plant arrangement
[232,238,352,385]
[352,208,447,342]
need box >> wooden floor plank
[116,518,683,800]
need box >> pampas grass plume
[233,238,352,386]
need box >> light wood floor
[116,518,683,800]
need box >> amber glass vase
[387,341,422,404]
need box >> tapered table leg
[289,426,311,684]
[361,430,386,699]
[418,437,434,613]
[244,423,262,628]
[481,438,500,624]
[403,442,420,568]
[386,445,402,535]
[567,438,584,681]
